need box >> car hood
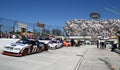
[39,40,50,44]
[49,43,57,46]
[6,43,28,48]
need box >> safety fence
[0,17,66,36]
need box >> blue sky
[0,0,120,26]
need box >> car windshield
[16,39,29,44]
[51,41,57,43]
[39,36,50,40]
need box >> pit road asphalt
[0,45,120,70]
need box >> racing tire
[55,45,57,49]
[38,47,42,53]
[44,44,48,51]
[68,44,70,47]
[22,49,28,56]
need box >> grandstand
[64,19,120,36]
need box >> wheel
[55,45,57,49]
[38,47,42,53]
[44,44,48,51]
[68,44,70,46]
[22,49,28,56]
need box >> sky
[0,0,120,27]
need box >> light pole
[13,20,17,34]
[0,24,2,33]
[33,23,36,34]
[0,17,3,37]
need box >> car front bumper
[2,51,22,57]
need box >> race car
[63,40,71,47]
[2,39,48,57]
[48,40,63,49]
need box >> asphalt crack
[99,57,117,70]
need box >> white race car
[2,39,48,57]
[48,40,63,49]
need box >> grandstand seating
[64,19,120,36]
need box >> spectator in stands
[65,19,120,36]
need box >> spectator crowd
[64,19,120,36]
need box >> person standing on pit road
[118,35,120,49]
[96,39,100,48]
[99,37,105,49]
[116,31,120,49]
[77,39,81,47]
[71,39,76,47]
